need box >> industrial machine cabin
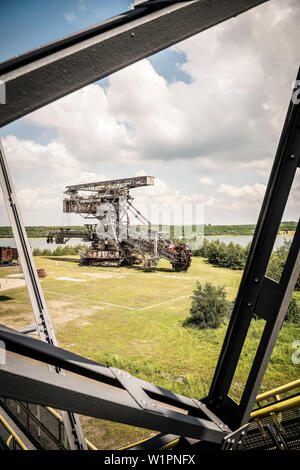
[0,0,299,450]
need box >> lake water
[0,235,293,251]
[205,235,293,249]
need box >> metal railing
[0,398,97,450]
[254,379,300,406]
[46,407,97,450]
[0,414,28,450]
[241,379,300,450]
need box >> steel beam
[0,330,227,444]
[207,67,300,428]
[0,323,226,430]
[0,324,230,433]
[0,140,87,449]
[238,221,300,425]
[0,0,268,127]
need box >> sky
[0,0,299,227]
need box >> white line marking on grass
[140,295,190,310]
[55,277,86,282]
[43,290,135,310]
[43,290,190,312]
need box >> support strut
[0,139,87,450]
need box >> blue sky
[0,0,132,61]
[0,0,191,82]
[0,0,191,143]
[0,0,299,226]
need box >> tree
[285,296,300,324]
[267,240,299,291]
[184,282,231,329]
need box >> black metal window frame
[0,0,299,449]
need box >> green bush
[184,282,231,329]
[194,238,299,290]
[285,296,300,324]
[193,239,250,270]
[267,240,299,291]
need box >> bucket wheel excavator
[46,176,191,271]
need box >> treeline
[0,221,296,238]
[203,221,296,236]
[194,239,299,291]
[0,226,83,238]
[203,224,255,236]
[32,244,86,257]
[193,239,251,270]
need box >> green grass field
[0,256,299,449]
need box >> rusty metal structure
[37,269,47,279]
[46,176,192,271]
[0,247,18,267]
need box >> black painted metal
[0,342,226,444]
[0,142,87,450]
[208,67,300,428]
[238,221,300,425]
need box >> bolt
[254,277,259,283]
[131,31,135,37]
[247,302,252,307]
[289,154,295,160]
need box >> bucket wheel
[170,244,191,272]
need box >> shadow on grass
[46,257,179,273]
[200,257,243,272]
[46,257,79,264]
[125,264,174,273]
[0,295,13,302]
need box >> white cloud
[0,136,106,225]
[218,183,266,200]
[25,0,300,173]
[134,176,181,207]
[2,0,300,225]
[64,12,75,22]
[199,177,214,186]
[1,135,80,181]
[27,83,136,164]
[78,0,87,12]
